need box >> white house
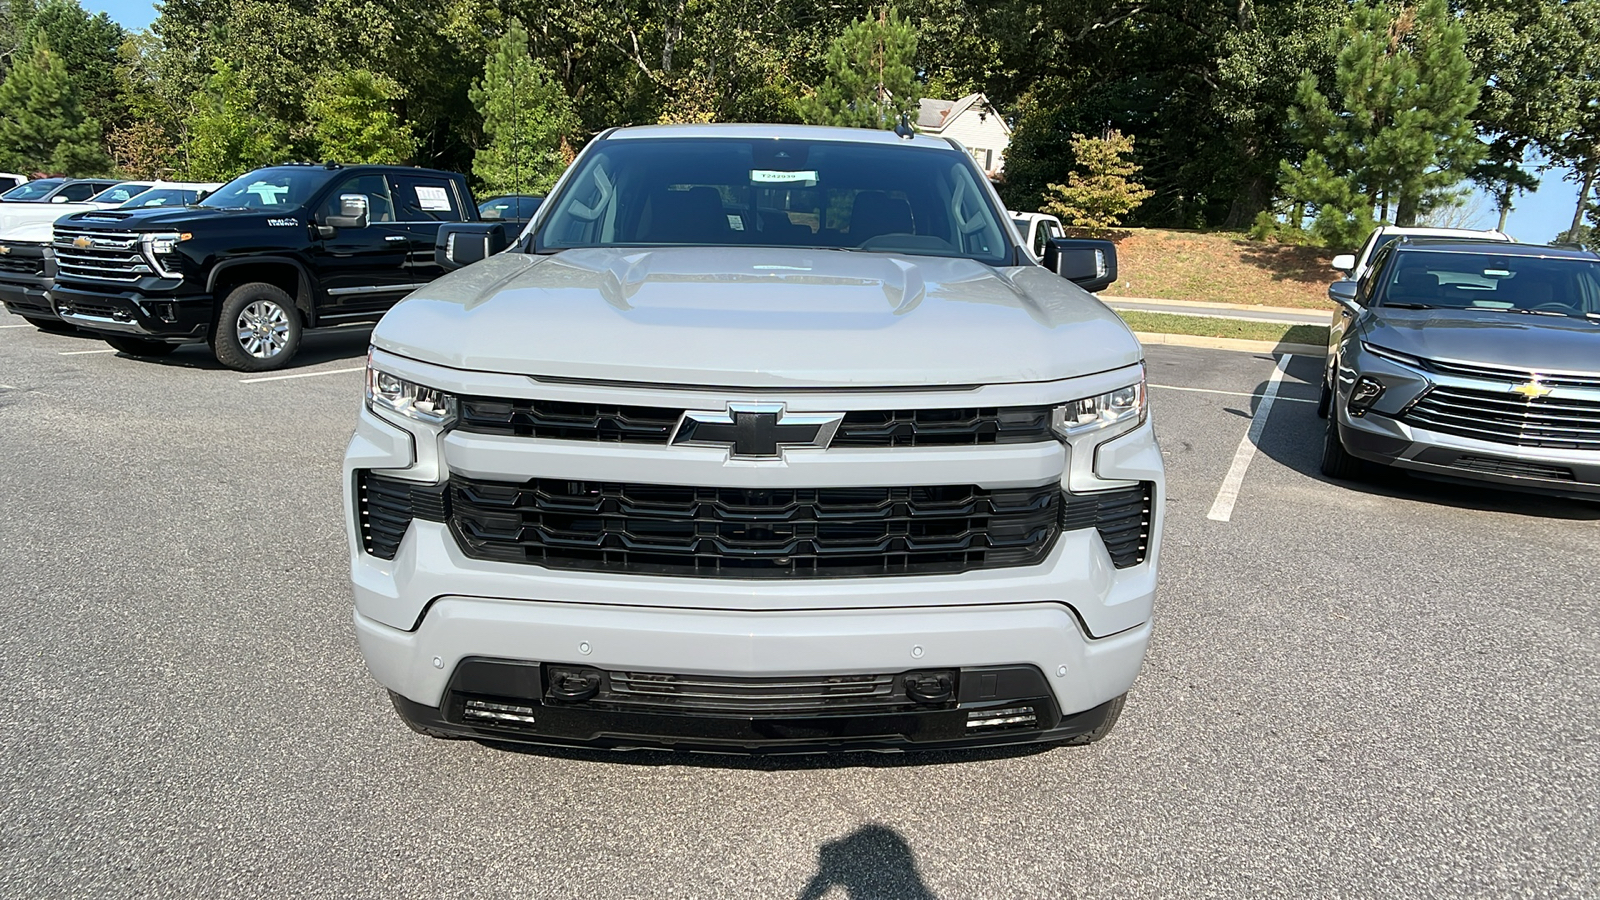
[915,93,1011,179]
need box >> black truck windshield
[200,167,330,211]
[536,137,1014,266]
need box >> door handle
[385,235,407,242]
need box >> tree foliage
[469,21,580,196]
[1040,130,1153,230]
[308,69,416,165]
[182,60,289,182]
[0,37,108,175]
[800,8,920,129]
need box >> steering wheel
[1531,302,1576,313]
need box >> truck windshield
[536,137,1014,266]
[2,179,65,201]
[200,167,330,211]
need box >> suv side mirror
[1042,238,1117,293]
[51,196,69,203]
[436,222,513,271]
[322,193,370,230]
[1331,253,1356,274]
[1328,280,1361,311]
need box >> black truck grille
[356,472,449,560]
[0,249,45,277]
[456,398,1054,447]
[598,670,905,713]
[1060,483,1153,568]
[448,477,1061,577]
[1404,385,1600,451]
[53,226,150,283]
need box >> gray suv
[1321,239,1600,498]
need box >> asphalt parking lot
[2,309,1596,899]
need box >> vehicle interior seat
[642,186,728,244]
[849,191,914,244]
[1388,266,1441,304]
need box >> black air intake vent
[356,472,449,560]
[1060,483,1154,569]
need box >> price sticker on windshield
[750,169,818,185]
[415,186,451,211]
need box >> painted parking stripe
[1206,354,1292,523]
[59,348,117,355]
[1150,383,1316,404]
[240,366,365,384]
[1,323,36,328]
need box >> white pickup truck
[346,124,1163,753]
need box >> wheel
[104,335,178,356]
[1058,693,1126,746]
[1320,413,1367,480]
[1316,375,1332,419]
[23,316,74,333]
[388,691,463,740]
[210,282,302,372]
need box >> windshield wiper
[1377,302,1435,309]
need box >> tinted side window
[1032,223,1049,258]
[324,174,396,223]
[391,175,461,221]
[1359,247,1392,304]
[58,183,101,201]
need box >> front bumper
[49,280,212,341]
[0,245,54,319]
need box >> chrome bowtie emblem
[72,236,92,249]
[1510,379,1552,400]
[0,245,9,255]
[671,404,843,459]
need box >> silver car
[1322,239,1600,498]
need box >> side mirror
[1043,238,1117,293]
[1331,253,1356,274]
[322,193,369,229]
[51,196,69,203]
[1328,280,1361,311]
[435,222,513,271]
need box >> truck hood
[0,219,54,244]
[1362,307,1600,373]
[372,247,1141,387]
[0,200,124,235]
[61,205,286,231]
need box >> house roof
[915,93,1006,134]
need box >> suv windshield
[2,179,64,201]
[1378,250,1600,319]
[200,167,330,211]
[119,187,203,208]
[89,183,153,205]
[536,137,1014,265]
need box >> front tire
[1316,375,1332,419]
[1320,413,1367,480]
[104,335,178,357]
[211,283,302,372]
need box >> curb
[1104,295,1331,318]
[1132,331,1324,356]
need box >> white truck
[345,124,1163,753]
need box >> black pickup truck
[49,163,478,371]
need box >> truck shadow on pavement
[109,325,374,372]
[479,739,1056,771]
[1251,355,1600,521]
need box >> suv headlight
[1052,372,1147,439]
[366,362,458,426]
[140,231,189,278]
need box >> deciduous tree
[1041,130,1152,230]
[308,69,417,165]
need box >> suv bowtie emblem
[672,404,844,459]
[1510,379,1552,400]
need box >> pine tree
[308,69,416,165]
[469,21,580,196]
[1040,130,1153,229]
[0,37,108,175]
[1281,0,1480,244]
[799,8,921,130]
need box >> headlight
[1052,373,1146,438]
[366,362,457,426]
[140,231,189,278]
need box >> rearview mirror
[1042,238,1118,293]
[1328,280,1360,311]
[1331,253,1356,273]
[435,222,514,271]
[322,193,369,229]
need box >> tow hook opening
[904,671,956,705]
[546,666,603,703]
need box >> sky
[82,0,1585,242]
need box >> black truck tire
[104,336,178,357]
[211,282,303,372]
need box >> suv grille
[53,226,150,283]
[1405,385,1600,451]
[448,477,1061,577]
[456,398,1054,447]
[1422,358,1600,390]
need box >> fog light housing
[1348,376,1386,416]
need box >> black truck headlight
[1052,371,1147,439]
[366,360,457,426]
[140,231,189,278]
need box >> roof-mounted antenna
[894,113,916,140]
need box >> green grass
[1115,310,1329,346]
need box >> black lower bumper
[390,659,1115,754]
[1342,418,1600,499]
[0,280,53,319]
[49,282,212,341]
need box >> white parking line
[1150,383,1316,404]
[1206,354,1292,523]
[240,366,364,384]
[59,348,117,355]
[1,323,37,328]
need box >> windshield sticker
[415,186,451,211]
[750,169,819,185]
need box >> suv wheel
[212,283,302,372]
[1316,374,1332,419]
[104,336,178,357]
[1320,413,1366,480]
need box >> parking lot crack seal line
[1206,354,1291,523]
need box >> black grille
[356,472,448,559]
[1404,385,1600,450]
[448,477,1061,577]
[0,255,44,277]
[1450,456,1575,481]
[60,296,126,319]
[455,398,1054,447]
[1059,483,1153,569]
[593,670,913,713]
